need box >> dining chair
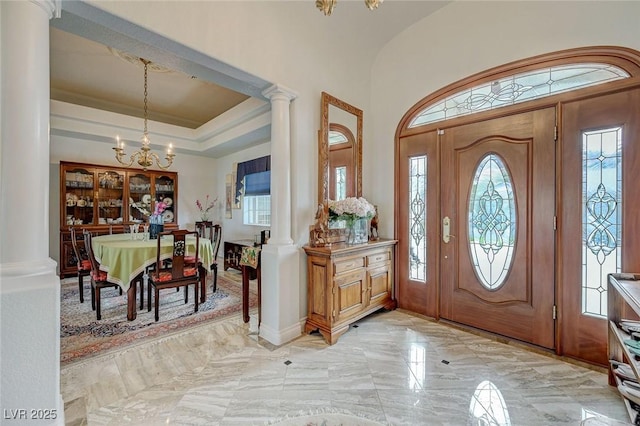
[193,222,222,293]
[83,230,122,320]
[148,229,200,322]
[69,227,91,303]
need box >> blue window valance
[236,155,270,203]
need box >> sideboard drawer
[367,251,390,266]
[334,257,364,275]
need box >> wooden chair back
[70,227,86,265]
[196,222,222,259]
[155,229,199,281]
[82,230,101,276]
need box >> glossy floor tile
[61,299,631,425]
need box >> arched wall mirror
[318,92,363,206]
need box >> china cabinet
[303,239,396,344]
[59,161,178,277]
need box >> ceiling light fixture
[316,0,383,16]
[113,58,175,170]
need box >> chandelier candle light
[113,58,175,171]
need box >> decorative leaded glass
[409,63,629,128]
[329,130,348,145]
[468,154,516,290]
[409,156,427,282]
[335,166,346,201]
[582,127,622,318]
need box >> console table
[224,240,257,280]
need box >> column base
[258,243,301,345]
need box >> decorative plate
[162,210,174,222]
[142,194,151,205]
[163,197,173,207]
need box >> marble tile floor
[61,308,632,425]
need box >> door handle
[443,216,455,243]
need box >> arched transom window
[409,63,629,128]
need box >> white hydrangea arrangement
[328,197,376,226]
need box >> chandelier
[316,0,383,16]
[113,58,175,170]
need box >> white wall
[370,0,640,237]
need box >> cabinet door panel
[369,264,391,303]
[335,270,366,322]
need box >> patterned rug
[60,272,256,365]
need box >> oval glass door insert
[468,153,516,290]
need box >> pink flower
[154,201,167,215]
[196,195,217,214]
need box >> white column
[262,84,297,245]
[1,1,64,424]
[259,84,301,345]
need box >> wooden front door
[560,89,640,365]
[440,108,556,348]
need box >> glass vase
[149,214,164,239]
[346,217,368,245]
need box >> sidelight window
[582,127,622,318]
[409,155,427,282]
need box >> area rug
[60,272,256,365]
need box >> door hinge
[332,309,336,318]
[437,129,445,135]
[554,125,558,141]
[553,305,557,320]
[553,216,557,230]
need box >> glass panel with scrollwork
[409,64,629,128]
[582,127,622,318]
[335,166,346,201]
[468,154,516,290]
[409,156,427,282]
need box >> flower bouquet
[196,195,218,222]
[328,197,375,244]
[149,200,168,239]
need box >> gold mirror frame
[318,91,363,206]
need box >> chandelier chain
[112,57,175,170]
[143,59,149,137]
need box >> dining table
[91,233,213,320]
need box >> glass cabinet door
[128,173,152,223]
[64,167,95,226]
[154,174,176,224]
[97,170,124,225]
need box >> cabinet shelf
[608,273,640,423]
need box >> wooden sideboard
[303,239,397,345]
